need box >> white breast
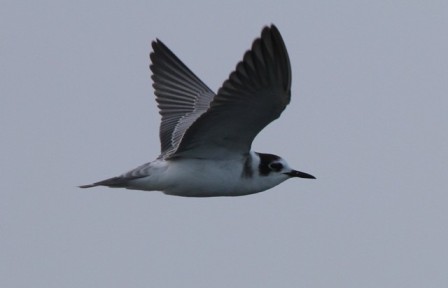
[127,156,287,197]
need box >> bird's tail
[79,175,143,189]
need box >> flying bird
[80,25,315,197]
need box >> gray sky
[1,1,447,287]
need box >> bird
[80,24,315,197]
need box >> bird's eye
[269,163,283,172]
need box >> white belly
[127,158,284,197]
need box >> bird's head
[256,152,315,181]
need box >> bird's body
[80,25,315,197]
[90,152,296,197]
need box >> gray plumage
[79,25,315,195]
[151,25,291,160]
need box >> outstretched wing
[170,25,292,159]
[150,40,216,158]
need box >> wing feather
[170,25,292,159]
[150,40,215,158]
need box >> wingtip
[266,23,277,30]
[261,24,280,35]
[151,38,167,51]
[150,39,161,55]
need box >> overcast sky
[1,1,448,287]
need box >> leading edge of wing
[169,25,292,159]
[150,39,216,158]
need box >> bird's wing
[169,25,292,159]
[150,40,216,158]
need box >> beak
[284,170,316,179]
